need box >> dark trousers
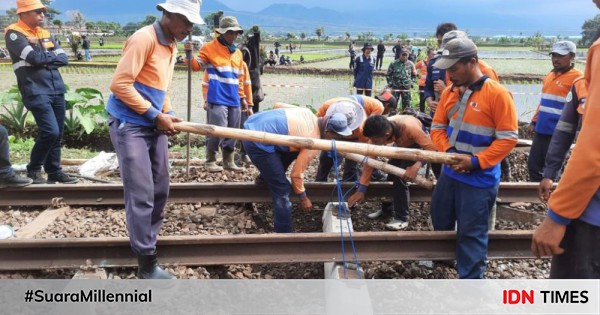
[356,88,372,97]
[527,132,552,182]
[243,140,299,233]
[551,219,600,278]
[315,150,359,182]
[349,57,355,69]
[0,124,13,178]
[108,117,170,255]
[206,103,241,153]
[393,89,411,110]
[418,86,426,112]
[381,158,416,221]
[431,173,498,279]
[24,94,66,175]
[376,55,384,70]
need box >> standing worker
[185,15,248,173]
[531,0,600,278]
[242,105,354,233]
[528,41,582,182]
[354,43,376,96]
[538,77,587,202]
[81,35,91,61]
[386,48,417,111]
[429,37,518,278]
[415,48,434,112]
[5,0,77,184]
[106,0,203,279]
[376,40,386,70]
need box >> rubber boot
[137,253,175,279]
[223,149,244,172]
[205,150,223,173]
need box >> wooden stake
[342,153,434,190]
[174,122,465,165]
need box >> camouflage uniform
[386,59,417,110]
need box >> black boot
[137,253,175,279]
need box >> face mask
[218,35,237,53]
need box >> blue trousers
[0,124,14,178]
[243,140,298,233]
[108,117,170,255]
[84,49,92,61]
[206,103,241,153]
[430,173,498,279]
[23,94,66,175]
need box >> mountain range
[6,0,593,36]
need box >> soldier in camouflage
[386,48,417,111]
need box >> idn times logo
[503,290,589,304]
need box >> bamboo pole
[342,153,434,190]
[173,122,465,165]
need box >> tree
[345,32,351,41]
[300,32,306,41]
[85,22,95,32]
[52,19,63,34]
[526,32,545,50]
[192,25,202,36]
[66,10,85,29]
[204,11,223,30]
[581,14,600,47]
[315,26,324,41]
[141,15,157,26]
[122,22,139,36]
[41,0,60,23]
[5,8,17,25]
[286,32,296,40]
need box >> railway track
[0,231,534,271]
[0,182,541,207]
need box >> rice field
[0,42,580,124]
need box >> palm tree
[345,32,351,41]
[315,27,323,41]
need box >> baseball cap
[432,37,478,70]
[550,41,576,56]
[326,113,353,136]
[325,99,366,131]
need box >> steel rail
[0,231,534,271]
[0,182,542,207]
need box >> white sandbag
[79,151,118,177]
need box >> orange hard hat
[16,0,46,14]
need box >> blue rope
[331,140,363,278]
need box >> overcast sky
[0,0,597,24]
